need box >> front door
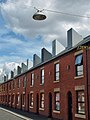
[27,94,29,112]
[48,93,52,118]
[68,91,72,120]
[20,94,22,110]
[36,93,39,114]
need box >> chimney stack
[67,28,82,49]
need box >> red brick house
[0,28,90,120]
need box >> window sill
[53,110,60,113]
[40,84,44,86]
[75,114,86,119]
[53,80,59,83]
[22,105,25,107]
[17,104,19,106]
[39,108,44,111]
[74,75,84,79]
[23,91,25,94]
[12,103,14,105]
[29,106,33,109]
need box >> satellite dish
[33,10,46,20]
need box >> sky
[0,0,90,79]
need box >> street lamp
[32,8,46,20]
[32,8,90,21]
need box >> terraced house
[0,28,90,120]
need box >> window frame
[41,69,44,85]
[54,92,60,111]
[9,82,11,90]
[30,93,34,107]
[55,63,60,81]
[23,76,26,88]
[18,79,20,88]
[31,73,34,86]
[76,90,85,114]
[40,93,44,109]
[13,81,15,89]
[75,54,83,77]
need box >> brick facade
[0,40,90,120]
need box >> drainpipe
[86,48,89,120]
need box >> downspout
[86,48,89,120]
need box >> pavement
[0,105,61,120]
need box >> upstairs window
[23,76,26,88]
[9,82,11,90]
[17,79,20,88]
[41,69,44,85]
[75,54,83,76]
[7,84,8,92]
[55,63,60,81]
[31,73,34,86]
[18,79,20,88]
[17,79,19,88]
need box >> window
[31,73,34,86]
[17,79,20,88]
[41,69,44,84]
[55,92,60,111]
[23,76,26,88]
[22,94,25,105]
[17,79,19,88]
[4,85,5,91]
[7,84,8,92]
[76,91,85,114]
[13,81,15,89]
[30,93,33,107]
[9,82,11,90]
[75,54,83,76]
[55,63,60,81]
[40,93,44,108]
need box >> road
[0,109,24,120]
[0,106,60,120]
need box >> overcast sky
[0,0,90,68]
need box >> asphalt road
[0,109,24,120]
[0,105,61,120]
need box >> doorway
[36,93,39,114]
[48,92,52,118]
[20,94,22,110]
[68,91,72,120]
[27,94,29,112]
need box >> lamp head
[33,10,46,20]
